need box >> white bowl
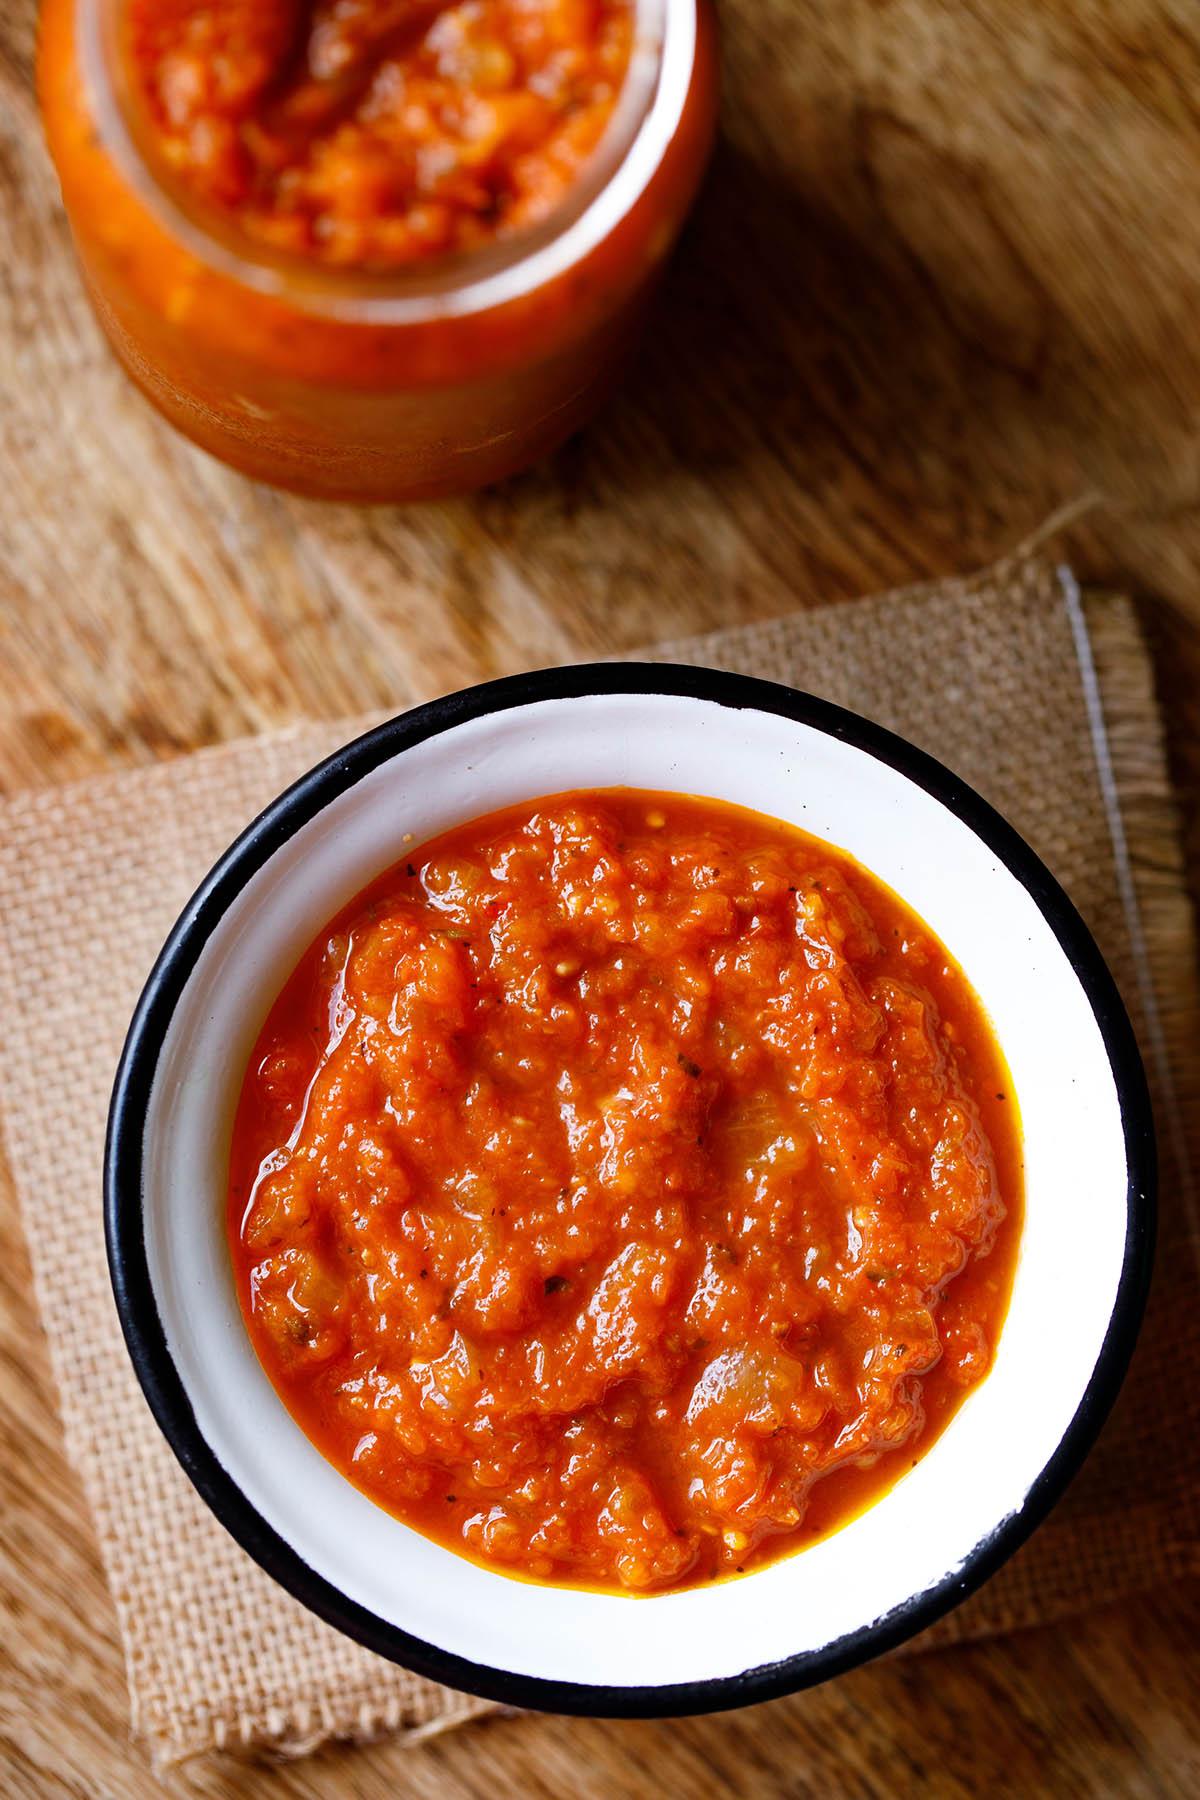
[106,665,1155,1714]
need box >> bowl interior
[132,684,1136,1693]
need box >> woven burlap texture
[0,555,1195,1769]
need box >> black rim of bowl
[105,662,1156,1717]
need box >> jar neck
[78,0,687,324]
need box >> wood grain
[2,0,1200,1793]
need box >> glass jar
[38,0,718,502]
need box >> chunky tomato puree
[123,0,635,267]
[229,791,1022,1592]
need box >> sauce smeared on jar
[229,791,1022,1592]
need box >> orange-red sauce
[123,0,635,268]
[39,0,717,498]
[229,791,1022,1592]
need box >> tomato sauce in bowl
[229,789,1022,1594]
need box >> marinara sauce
[229,792,1023,1593]
[123,0,638,269]
[37,2,717,499]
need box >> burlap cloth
[0,555,1196,1770]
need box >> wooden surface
[2,0,1200,1794]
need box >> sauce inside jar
[123,0,635,267]
[40,0,716,497]
[229,791,1023,1593]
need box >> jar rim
[78,0,693,324]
